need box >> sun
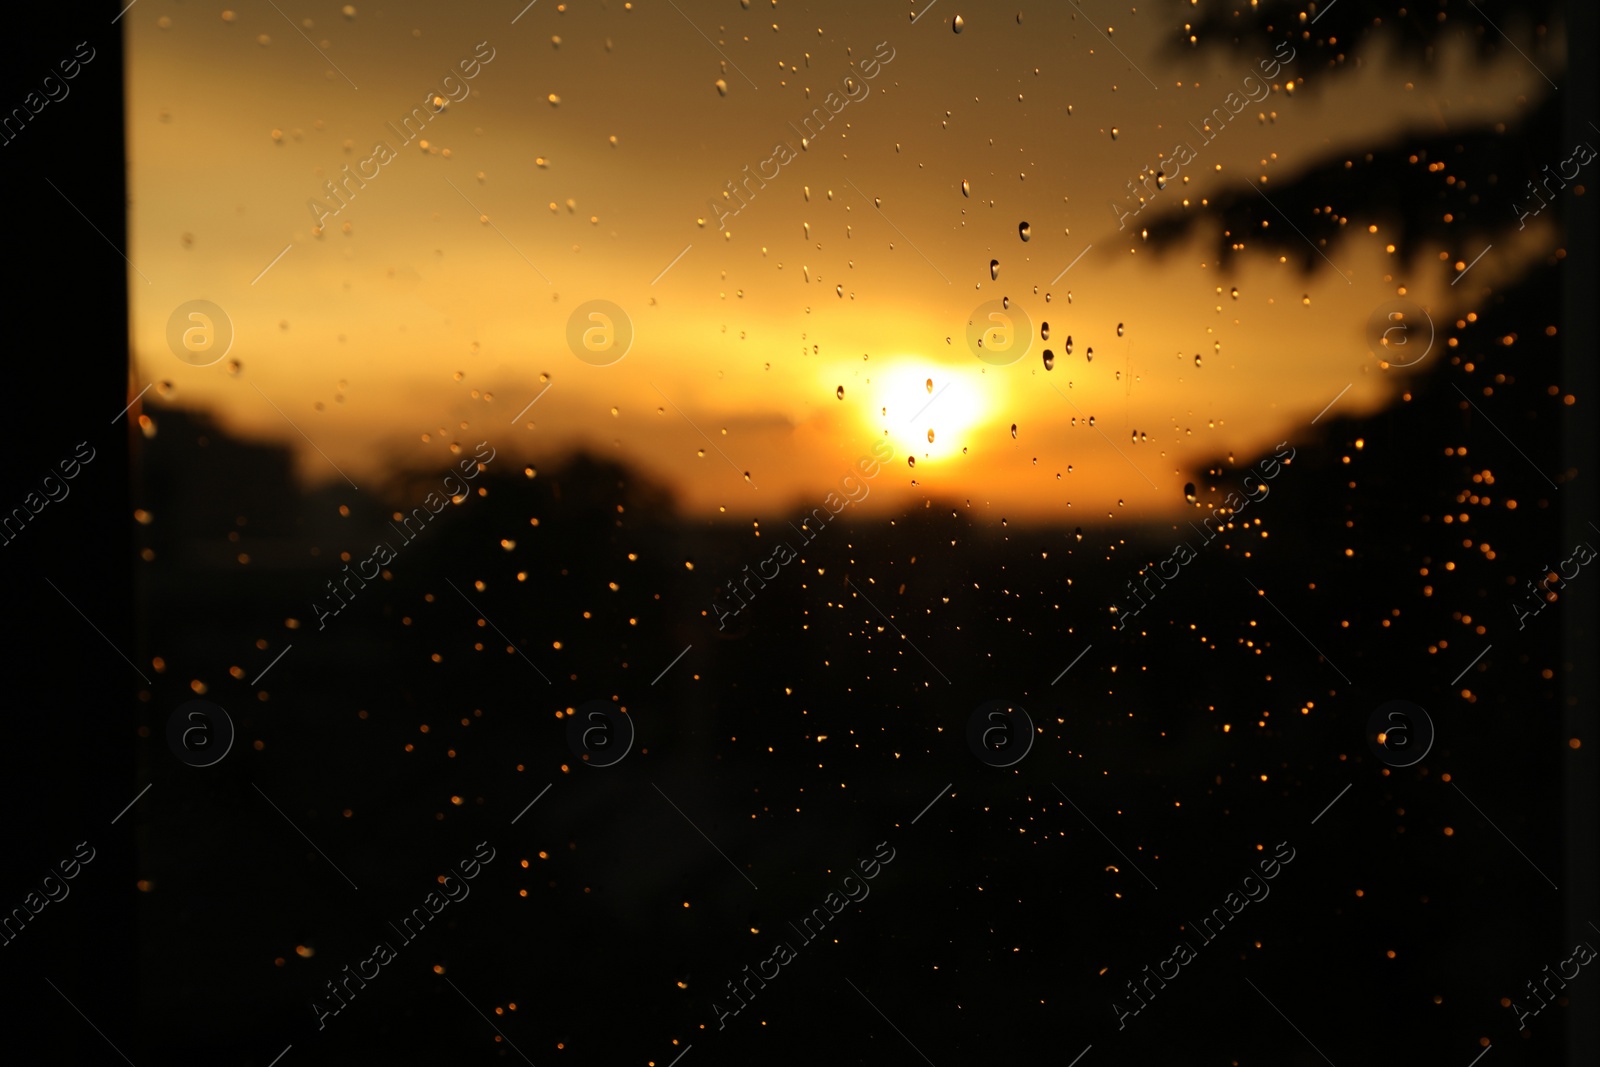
[867,361,989,462]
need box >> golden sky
[127,1,1560,519]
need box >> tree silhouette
[1145,0,1568,277]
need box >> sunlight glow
[870,361,990,462]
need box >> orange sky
[126,1,1562,519]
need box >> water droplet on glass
[1041,321,1050,340]
[953,14,965,33]
[715,79,728,96]
[927,428,935,443]
[1117,322,1124,337]
[961,179,971,197]
[1019,221,1031,242]
[1195,353,1203,367]
[1230,287,1239,300]
[925,378,934,393]
[990,259,999,281]
[836,385,845,400]
[908,455,917,467]
[1042,350,1054,370]
[1074,527,1084,542]
[1010,424,1018,439]
[1184,482,1197,504]
[1110,126,1119,141]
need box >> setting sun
[869,361,990,462]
